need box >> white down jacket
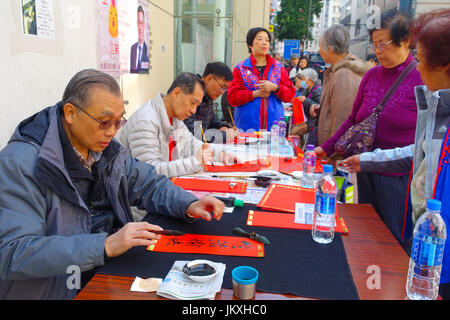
[117,93,223,178]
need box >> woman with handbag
[314,10,423,247]
[342,9,450,298]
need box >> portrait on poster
[129,1,150,74]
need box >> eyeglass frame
[371,40,394,51]
[69,102,127,130]
[212,76,229,93]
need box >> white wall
[0,0,98,148]
[0,0,174,149]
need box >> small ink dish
[183,260,218,282]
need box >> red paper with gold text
[171,177,247,194]
[257,184,316,213]
[246,210,349,234]
[146,234,264,257]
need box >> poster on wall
[21,0,55,39]
[117,0,150,74]
[97,0,121,78]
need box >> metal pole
[306,0,312,40]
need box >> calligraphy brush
[153,230,185,236]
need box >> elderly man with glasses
[0,69,225,300]
[183,62,238,144]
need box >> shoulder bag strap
[374,60,418,114]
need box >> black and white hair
[62,69,121,109]
[319,24,350,55]
[167,72,206,95]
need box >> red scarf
[169,118,176,161]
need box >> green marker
[213,196,244,208]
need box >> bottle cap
[427,199,441,211]
[306,144,314,151]
[284,116,289,122]
[273,121,279,125]
[323,164,333,173]
[233,199,244,207]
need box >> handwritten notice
[21,0,55,39]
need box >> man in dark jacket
[184,62,238,144]
[0,69,225,300]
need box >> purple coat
[322,53,423,176]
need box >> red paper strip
[147,234,265,257]
[258,184,316,213]
[171,177,247,194]
[247,210,349,234]
[204,159,270,173]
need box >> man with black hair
[184,62,238,144]
[117,72,238,179]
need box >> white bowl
[183,260,218,283]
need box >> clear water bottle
[270,121,279,155]
[406,199,447,300]
[302,144,316,189]
[312,165,337,244]
[278,117,287,145]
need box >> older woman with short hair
[310,24,368,147]
[294,68,322,146]
[317,11,423,249]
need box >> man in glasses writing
[183,62,238,144]
[0,69,225,299]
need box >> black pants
[357,172,411,254]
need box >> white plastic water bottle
[278,117,286,145]
[301,144,316,188]
[406,199,447,300]
[270,121,279,155]
[312,165,337,244]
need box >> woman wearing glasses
[227,27,296,132]
[315,10,423,249]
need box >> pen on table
[212,195,244,208]
[152,230,185,236]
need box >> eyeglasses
[371,40,393,51]
[70,102,127,130]
[213,77,228,93]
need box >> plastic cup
[232,266,259,300]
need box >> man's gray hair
[319,24,350,55]
[298,68,319,82]
[62,69,122,109]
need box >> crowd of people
[0,8,448,300]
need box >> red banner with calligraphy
[247,210,349,234]
[147,234,264,257]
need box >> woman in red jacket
[227,27,296,132]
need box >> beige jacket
[116,93,223,179]
[317,55,368,146]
